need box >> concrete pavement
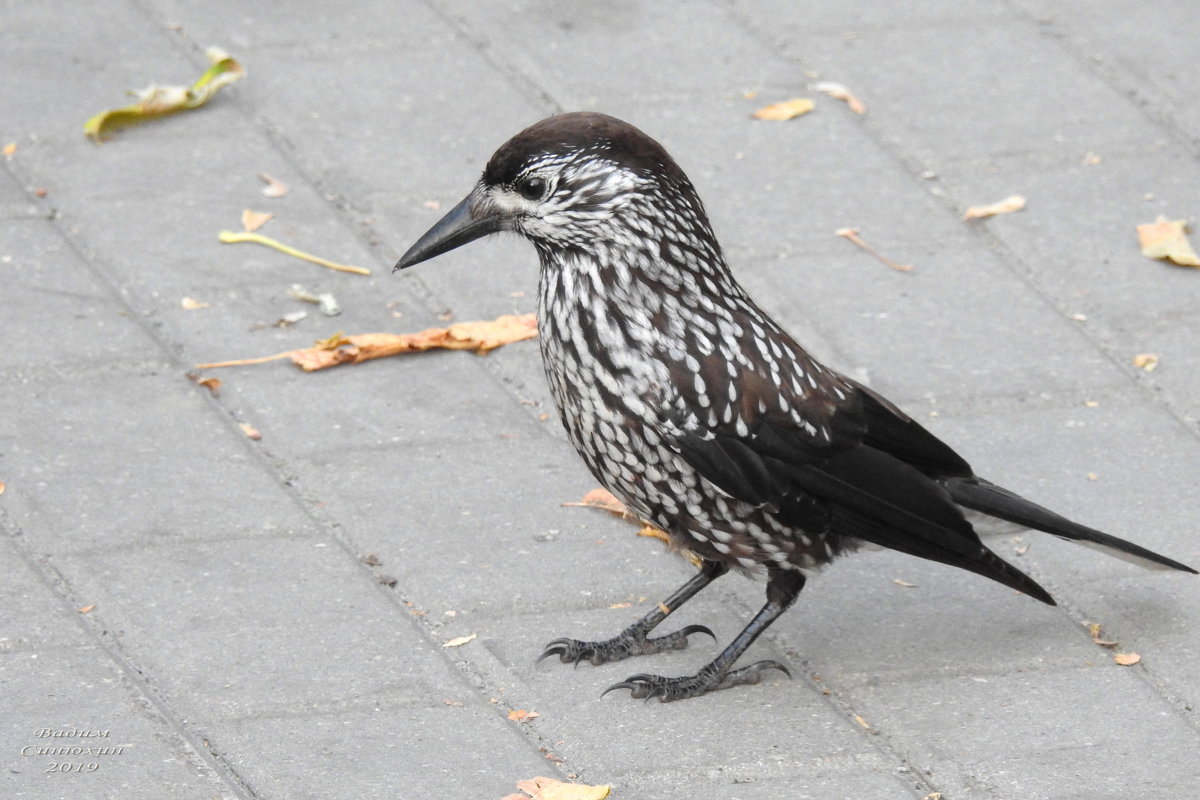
[3,1,1200,798]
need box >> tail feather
[945,478,1197,574]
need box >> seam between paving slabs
[726,0,1200,741]
[1001,0,1200,157]
[0,507,260,800]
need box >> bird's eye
[516,176,547,201]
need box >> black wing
[663,326,1055,604]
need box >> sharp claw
[678,624,717,643]
[535,646,565,666]
[754,659,791,678]
[601,681,639,698]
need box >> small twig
[218,230,371,275]
[194,352,295,369]
[835,227,914,272]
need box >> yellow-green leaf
[218,230,371,276]
[1137,216,1200,267]
[512,777,611,800]
[84,48,245,142]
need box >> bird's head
[394,112,714,270]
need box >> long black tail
[945,478,1197,574]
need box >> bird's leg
[604,567,805,702]
[538,559,728,667]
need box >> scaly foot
[602,660,790,702]
[537,623,715,667]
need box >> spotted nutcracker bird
[395,112,1195,701]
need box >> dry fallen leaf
[1136,216,1200,267]
[1132,353,1159,372]
[892,578,917,588]
[238,422,261,440]
[813,81,866,114]
[510,776,611,800]
[197,313,537,372]
[186,372,223,397]
[852,714,872,730]
[84,48,244,142]
[835,227,914,272]
[561,487,628,516]
[0,480,5,496]
[752,97,815,120]
[1087,622,1120,649]
[442,633,477,648]
[180,296,209,310]
[241,209,274,233]
[1114,652,1141,666]
[2,142,15,160]
[507,709,540,723]
[258,172,290,198]
[219,230,371,276]
[963,194,1027,221]
[77,605,95,614]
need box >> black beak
[393,189,507,271]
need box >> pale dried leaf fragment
[186,372,222,396]
[963,194,1027,220]
[752,97,815,120]
[2,142,15,160]
[507,709,540,723]
[813,81,866,114]
[1136,216,1200,267]
[84,48,245,142]
[1133,353,1159,372]
[288,284,341,316]
[241,209,274,232]
[238,422,261,440]
[219,230,371,276]
[0,480,5,496]
[180,296,209,310]
[1087,622,1120,648]
[1114,652,1141,666]
[835,227,914,272]
[258,172,290,198]
[892,578,918,588]
[512,776,611,800]
[78,604,96,614]
[442,633,477,648]
[638,525,703,568]
[561,487,628,516]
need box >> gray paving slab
[0,540,238,800]
[3,1,1199,799]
